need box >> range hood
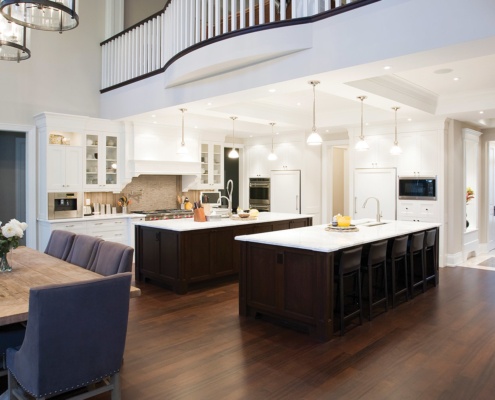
[128,160,201,176]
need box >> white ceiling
[124,51,495,140]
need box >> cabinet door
[272,142,302,170]
[183,230,211,281]
[398,132,438,176]
[211,228,235,276]
[47,146,82,191]
[198,142,224,189]
[85,133,119,190]
[248,145,271,177]
[140,228,161,276]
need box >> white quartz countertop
[38,213,146,223]
[133,212,312,232]
[235,219,441,253]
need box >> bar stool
[334,246,363,336]
[424,228,438,289]
[387,235,409,308]
[408,231,426,298]
[362,240,388,321]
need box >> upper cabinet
[354,134,395,169]
[197,142,224,189]
[397,132,438,176]
[270,142,303,171]
[46,145,83,191]
[84,132,120,191]
[247,144,271,177]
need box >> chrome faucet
[363,197,382,223]
[218,179,234,217]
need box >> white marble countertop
[235,219,441,253]
[133,212,312,232]
[38,213,146,223]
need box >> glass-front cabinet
[199,142,223,189]
[84,133,119,190]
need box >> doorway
[0,131,27,245]
[222,147,239,211]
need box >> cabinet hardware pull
[65,225,75,228]
[296,195,299,211]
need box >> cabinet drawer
[87,219,126,232]
[50,222,86,234]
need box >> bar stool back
[424,229,437,289]
[409,231,426,298]
[387,235,409,308]
[335,246,363,336]
[363,240,388,320]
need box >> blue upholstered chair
[0,324,26,377]
[89,241,134,276]
[44,230,76,261]
[6,273,132,400]
[65,234,103,269]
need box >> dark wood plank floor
[4,266,495,399]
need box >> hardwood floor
[4,266,495,399]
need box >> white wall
[124,0,166,28]
[0,0,105,126]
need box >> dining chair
[89,241,134,276]
[0,324,26,377]
[65,234,103,269]
[6,273,132,400]
[44,230,76,261]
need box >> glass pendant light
[177,108,188,154]
[390,106,402,155]
[354,95,369,151]
[0,14,30,62]
[306,80,323,145]
[0,0,79,33]
[267,122,277,161]
[228,116,239,159]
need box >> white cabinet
[84,133,120,191]
[397,132,438,176]
[197,142,224,189]
[270,142,303,170]
[87,218,127,244]
[270,170,301,213]
[247,144,273,177]
[397,200,438,222]
[46,145,83,191]
[354,134,395,169]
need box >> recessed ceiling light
[407,118,412,122]
[207,102,212,106]
[384,65,391,70]
[153,121,157,124]
[480,111,484,114]
[434,68,453,74]
[296,102,301,106]
[151,114,156,118]
[268,88,276,93]
[194,125,198,129]
[249,135,253,138]
[276,132,279,135]
[453,77,460,81]
[325,129,329,133]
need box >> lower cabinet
[135,217,312,294]
[397,201,438,222]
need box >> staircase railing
[100,0,379,92]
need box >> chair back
[44,230,76,261]
[409,232,425,253]
[89,241,134,276]
[390,235,408,258]
[6,273,132,398]
[337,246,363,274]
[367,240,388,266]
[65,234,103,269]
[425,229,437,248]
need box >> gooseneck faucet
[363,197,382,223]
[218,179,234,217]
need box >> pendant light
[228,116,239,159]
[177,108,188,154]
[354,95,369,151]
[390,106,402,155]
[0,0,79,33]
[0,14,31,61]
[267,122,277,161]
[306,80,323,145]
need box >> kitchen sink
[362,222,389,227]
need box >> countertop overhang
[132,212,312,232]
[235,220,441,253]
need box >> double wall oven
[249,177,270,211]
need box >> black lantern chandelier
[0,0,79,33]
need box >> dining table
[0,246,141,327]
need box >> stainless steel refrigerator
[270,170,301,213]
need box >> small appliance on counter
[48,192,83,219]
[83,205,92,216]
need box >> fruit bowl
[238,213,250,218]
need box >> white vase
[122,206,128,214]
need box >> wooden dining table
[0,246,141,326]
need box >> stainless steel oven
[249,177,270,211]
[48,192,83,219]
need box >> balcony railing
[100,0,379,92]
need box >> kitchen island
[236,220,440,341]
[134,212,312,294]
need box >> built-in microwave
[48,192,83,219]
[398,176,437,200]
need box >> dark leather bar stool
[334,246,363,336]
[387,235,409,308]
[408,231,426,298]
[424,228,438,289]
[362,240,388,321]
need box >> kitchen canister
[106,204,111,214]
